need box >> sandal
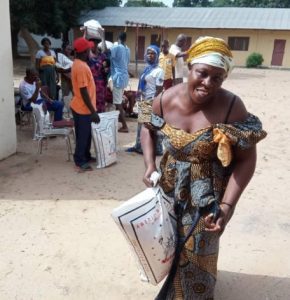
[75,163,93,172]
[125,147,143,154]
[129,113,138,119]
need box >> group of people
[18,31,190,168]
[18,30,131,171]
[18,30,267,299]
[69,31,132,171]
[126,34,188,154]
[19,37,75,123]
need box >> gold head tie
[187,36,234,75]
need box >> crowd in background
[16,29,267,300]
[17,30,190,170]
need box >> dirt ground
[0,59,289,299]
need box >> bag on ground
[91,111,119,168]
[111,184,177,285]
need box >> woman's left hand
[204,204,233,234]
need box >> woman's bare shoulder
[152,84,184,115]
[220,89,248,123]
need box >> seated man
[19,67,64,121]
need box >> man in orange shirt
[71,37,100,172]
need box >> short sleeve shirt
[169,44,184,79]
[19,80,42,106]
[158,52,176,80]
[56,53,73,70]
[36,49,56,67]
[110,44,130,89]
[144,67,164,100]
[70,59,96,114]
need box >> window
[150,34,160,47]
[228,37,249,51]
[105,32,113,42]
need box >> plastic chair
[32,104,73,161]
[19,106,33,128]
[15,95,33,128]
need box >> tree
[212,0,290,7]
[173,0,210,7]
[10,0,121,60]
[211,0,234,6]
[125,0,167,7]
[173,0,290,7]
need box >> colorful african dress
[149,113,267,300]
[88,53,107,113]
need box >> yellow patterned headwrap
[187,36,234,75]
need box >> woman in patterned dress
[87,30,108,113]
[141,37,267,299]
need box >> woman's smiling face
[187,63,226,105]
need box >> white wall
[0,1,17,160]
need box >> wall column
[0,1,17,160]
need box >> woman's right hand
[143,164,157,187]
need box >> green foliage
[173,0,210,7]
[210,0,234,6]
[10,0,121,36]
[225,0,290,7]
[173,0,290,7]
[246,52,264,68]
[125,0,167,7]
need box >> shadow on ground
[215,270,289,300]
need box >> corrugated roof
[79,7,290,30]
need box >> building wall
[0,1,17,160]
[74,26,290,68]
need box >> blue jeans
[135,123,163,155]
[46,100,63,121]
[72,110,93,167]
[22,99,63,121]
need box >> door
[150,34,160,47]
[137,36,145,61]
[271,39,286,66]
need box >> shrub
[246,52,264,68]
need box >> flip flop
[129,113,138,119]
[75,163,93,173]
[125,147,143,154]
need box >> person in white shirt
[126,45,164,155]
[169,34,188,85]
[19,67,64,121]
[56,43,74,99]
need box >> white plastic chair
[15,95,33,128]
[32,104,73,161]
